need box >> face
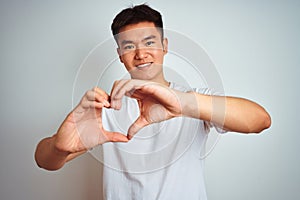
[116,22,168,84]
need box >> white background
[0,0,299,199]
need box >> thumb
[127,117,149,140]
[104,131,129,143]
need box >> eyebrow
[120,35,157,46]
[142,35,156,42]
[120,40,134,46]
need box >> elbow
[264,112,272,130]
[35,155,63,171]
[252,110,272,134]
[34,139,64,171]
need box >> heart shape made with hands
[62,79,189,154]
[108,79,185,139]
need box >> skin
[116,22,169,84]
[35,22,271,171]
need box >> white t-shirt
[100,83,225,200]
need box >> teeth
[137,63,151,68]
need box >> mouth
[136,62,153,69]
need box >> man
[35,4,271,199]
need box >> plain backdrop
[1,0,299,199]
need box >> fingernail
[103,99,110,107]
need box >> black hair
[111,4,164,40]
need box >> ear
[117,48,124,63]
[162,38,168,55]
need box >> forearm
[35,136,86,171]
[183,92,271,133]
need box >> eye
[123,44,135,50]
[145,41,155,46]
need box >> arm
[35,136,86,171]
[183,92,271,133]
[109,79,271,138]
[35,87,128,171]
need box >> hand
[110,79,187,139]
[54,87,128,154]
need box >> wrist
[180,91,199,118]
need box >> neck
[130,71,169,86]
[144,74,169,87]
[149,70,169,86]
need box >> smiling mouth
[136,62,152,69]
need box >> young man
[35,4,271,199]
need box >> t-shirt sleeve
[193,87,227,134]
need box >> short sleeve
[193,87,227,134]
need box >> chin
[130,73,156,81]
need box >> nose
[134,48,148,60]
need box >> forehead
[117,22,162,44]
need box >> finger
[88,101,107,110]
[104,131,129,143]
[128,90,146,100]
[77,99,106,114]
[110,80,124,98]
[127,117,149,140]
[93,87,110,100]
[111,79,146,108]
[110,80,130,110]
[122,81,159,99]
[86,90,110,107]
